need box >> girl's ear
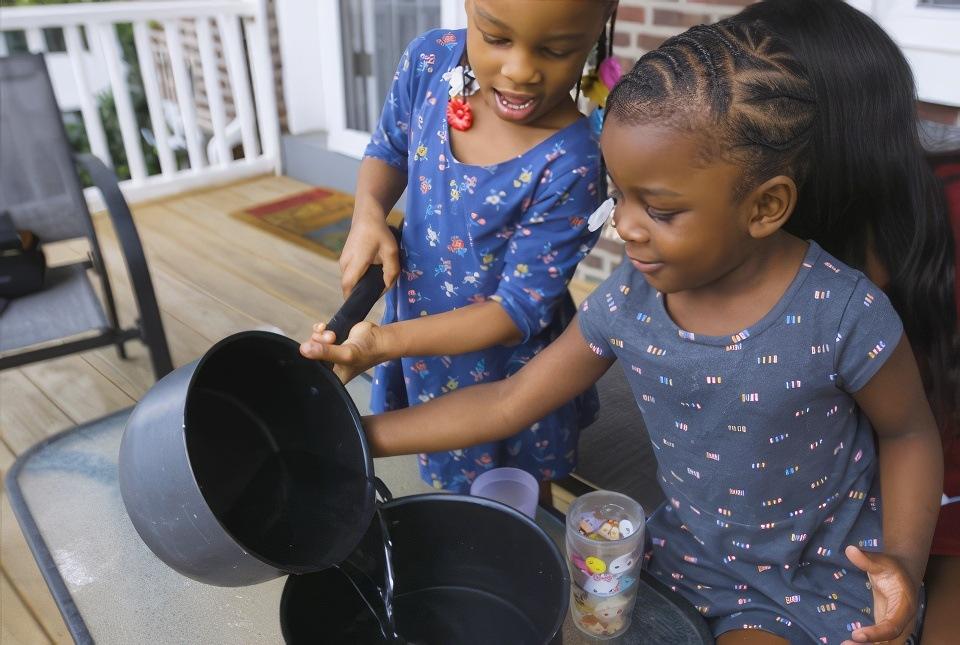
[746,175,797,239]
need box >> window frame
[848,0,960,107]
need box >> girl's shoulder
[793,242,902,337]
[394,28,466,106]
[804,242,881,301]
[401,28,466,68]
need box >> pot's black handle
[325,225,401,344]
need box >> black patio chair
[0,53,172,380]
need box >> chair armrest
[75,153,172,376]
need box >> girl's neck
[450,59,583,166]
[664,233,809,337]
[450,93,581,166]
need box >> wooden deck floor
[0,175,376,643]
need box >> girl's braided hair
[606,20,817,200]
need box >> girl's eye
[542,48,571,59]
[646,207,681,222]
[481,33,510,46]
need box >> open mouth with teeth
[493,90,538,120]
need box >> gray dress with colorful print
[578,242,903,644]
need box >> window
[338,0,442,133]
[317,0,465,157]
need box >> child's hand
[339,215,399,298]
[300,321,385,384]
[841,545,918,645]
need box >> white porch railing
[0,0,281,208]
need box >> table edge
[4,409,128,645]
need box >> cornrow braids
[605,19,817,200]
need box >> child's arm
[341,35,420,296]
[339,157,406,296]
[363,318,614,457]
[302,300,522,383]
[846,334,943,644]
[305,154,603,379]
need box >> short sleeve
[492,151,603,342]
[834,277,904,393]
[363,36,420,172]
[577,261,633,361]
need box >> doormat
[231,187,403,260]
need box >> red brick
[617,55,637,72]
[582,254,604,269]
[636,34,666,51]
[917,101,960,126]
[616,6,646,24]
[612,31,630,48]
[653,9,712,28]
[596,236,625,255]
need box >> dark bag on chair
[0,211,47,299]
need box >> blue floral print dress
[363,29,603,492]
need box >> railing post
[63,25,113,168]
[196,16,230,167]
[218,13,259,160]
[25,27,46,52]
[97,21,148,183]
[163,18,206,171]
[247,0,281,174]
[133,20,176,178]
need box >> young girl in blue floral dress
[302,1,618,493]
[324,2,950,643]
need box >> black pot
[119,260,391,586]
[119,330,376,585]
[280,494,569,645]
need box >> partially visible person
[916,152,960,644]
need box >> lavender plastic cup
[470,467,539,519]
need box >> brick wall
[573,0,960,285]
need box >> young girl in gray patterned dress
[351,3,945,644]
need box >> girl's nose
[613,212,649,245]
[501,52,540,86]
